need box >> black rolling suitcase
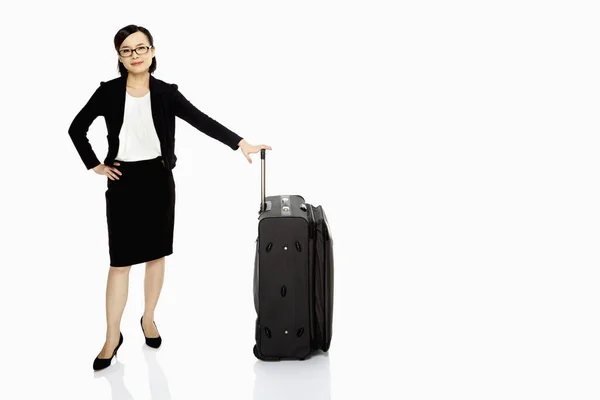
[253,149,334,361]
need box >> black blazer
[68,73,243,171]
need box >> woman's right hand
[93,162,122,181]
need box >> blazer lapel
[112,73,166,144]
[112,75,126,138]
[149,75,166,144]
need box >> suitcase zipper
[308,204,316,239]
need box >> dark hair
[114,25,157,76]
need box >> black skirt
[105,155,175,267]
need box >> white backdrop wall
[1,1,598,399]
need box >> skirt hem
[110,249,173,267]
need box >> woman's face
[118,31,155,73]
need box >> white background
[1,0,599,398]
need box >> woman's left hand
[238,139,272,164]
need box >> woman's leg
[98,265,131,358]
[142,256,165,337]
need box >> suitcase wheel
[253,344,282,361]
[253,345,260,359]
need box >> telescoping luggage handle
[260,149,266,213]
[259,149,276,214]
[259,149,277,214]
[259,149,307,215]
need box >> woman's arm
[68,84,104,170]
[171,84,244,151]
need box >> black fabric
[105,156,175,267]
[68,72,243,171]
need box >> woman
[67,25,271,371]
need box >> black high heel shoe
[141,316,162,348]
[93,332,123,371]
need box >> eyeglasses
[118,45,153,57]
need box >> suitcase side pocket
[320,205,334,352]
[307,207,317,350]
[310,205,326,350]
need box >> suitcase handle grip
[260,149,266,213]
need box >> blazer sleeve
[68,83,104,170]
[171,83,243,151]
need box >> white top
[115,91,162,161]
